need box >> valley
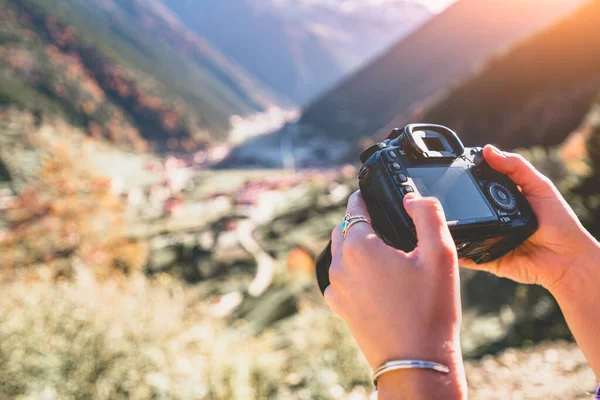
[1,1,600,398]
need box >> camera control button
[486,182,517,212]
[395,174,408,183]
[386,151,398,160]
[471,148,485,165]
[402,186,414,195]
[390,162,402,171]
[500,216,511,224]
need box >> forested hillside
[421,0,600,150]
[298,0,585,144]
[0,0,278,151]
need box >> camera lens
[486,182,517,212]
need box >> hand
[325,191,466,398]
[460,145,600,294]
[460,145,600,379]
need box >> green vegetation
[572,100,600,237]
[0,0,276,151]
[0,126,146,277]
[30,0,274,118]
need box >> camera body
[316,124,538,294]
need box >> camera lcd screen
[407,167,495,222]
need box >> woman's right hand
[460,145,600,294]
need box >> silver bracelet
[372,360,450,390]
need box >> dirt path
[467,341,597,399]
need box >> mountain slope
[420,0,600,150]
[0,0,279,150]
[298,0,586,145]
[164,0,432,104]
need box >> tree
[0,134,146,279]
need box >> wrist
[374,331,466,400]
[367,324,462,369]
[549,239,600,302]
[545,239,600,378]
[376,354,467,400]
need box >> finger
[345,190,369,218]
[404,194,455,264]
[482,145,554,197]
[341,191,388,262]
[323,286,339,313]
[332,191,367,261]
[344,191,376,238]
[331,224,343,262]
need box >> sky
[417,0,458,12]
[355,0,458,13]
[296,0,460,14]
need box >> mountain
[163,0,432,104]
[0,0,280,151]
[297,0,587,149]
[419,0,600,150]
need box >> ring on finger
[343,213,368,222]
[341,217,371,239]
[340,214,367,232]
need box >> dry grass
[0,267,371,400]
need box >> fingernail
[403,192,419,204]
[488,145,506,158]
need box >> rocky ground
[467,342,597,400]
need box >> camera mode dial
[486,182,517,212]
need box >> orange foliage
[162,111,180,131]
[1,0,206,152]
[0,137,147,280]
[286,247,315,277]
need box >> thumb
[482,145,554,198]
[403,193,456,264]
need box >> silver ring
[340,216,371,238]
[342,214,368,222]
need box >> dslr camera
[316,124,538,294]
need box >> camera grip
[315,240,333,295]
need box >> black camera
[316,124,538,294]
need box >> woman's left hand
[325,191,466,398]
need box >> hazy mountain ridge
[420,0,600,150]
[163,0,432,104]
[97,0,281,113]
[297,0,587,147]
[0,0,280,151]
